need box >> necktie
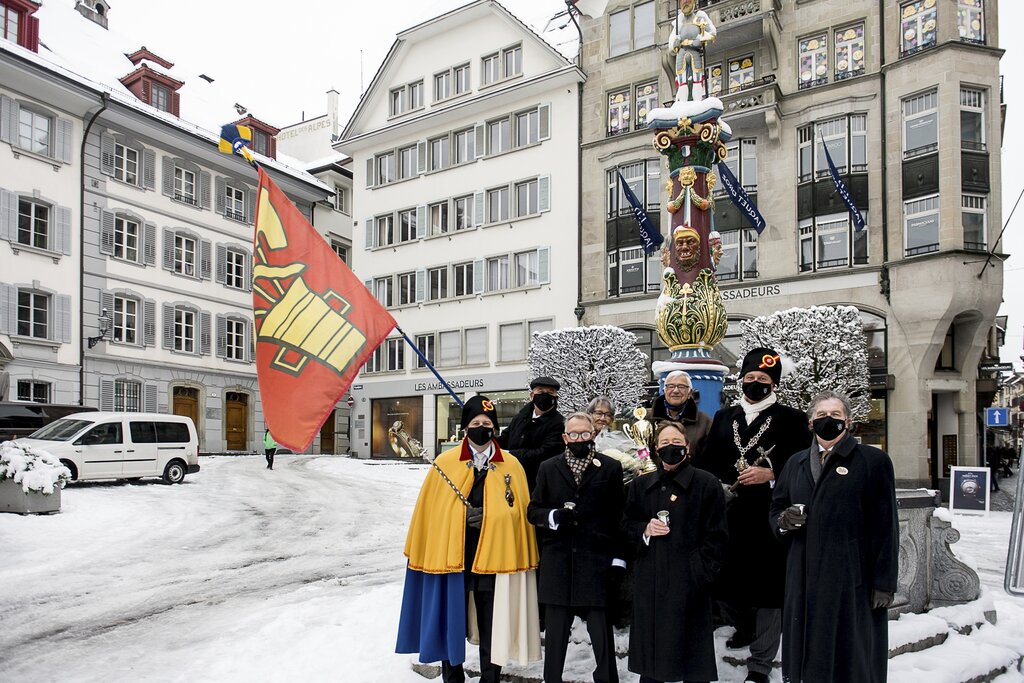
[820,448,830,466]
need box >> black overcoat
[527,450,625,607]
[498,404,565,489]
[694,401,811,607]
[769,434,898,683]
[622,463,728,682]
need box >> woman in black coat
[623,421,728,683]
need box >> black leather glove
[553,507,577,528]
[466,506,483,529]
[871,589,894,610]
[777,505,807,532]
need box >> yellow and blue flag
[219,124,252,154]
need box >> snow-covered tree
[738,305,871,422]
[527,326,647,414]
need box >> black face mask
[742,380,773,402]
[657,444,689,465]
[466,426,494,446]
[566,441,592,458]
[812,416,847,442]
[533,393,556,412]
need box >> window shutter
[538,103,551,141]
[100,211,115,255]
[364,218,373,250]
[55,206,71,255]
[162,303,174,349]
[417,139,427,174]
[416,205,427,239]
[474,123,486,158]
[0,188,15,242]
[144,384,158,412]
[473,192,485,226]
[365,157,375,189]
[215,244,226,284]
[55,118,73,163]
[538,246,551,285]
[143,222,157,266]
[99,379,114,412]
[246,187,256,223]
[143,298,156,347]
[364,279,373,294]
[215,176,225,214]
[200,239,212,280]
[55,294,72,343]
[472,258,485,294]
[216,314,227,358]
[100,291,114,319]
[538,175,551,213]
[100,133,115,176]
[162,228,175,270]
[415,268,426,303]
[199,311,211,355]
[0,283,16,335]
[142,149,156,190]
[0,95,17,144]
[199,171,212,210]
[161,157,174,197]
[245,251,253,291]
[248,320,255,363]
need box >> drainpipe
[878,0,891,299]
[78,93,109,405]
[567,1,586,327]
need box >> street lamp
[87,308,112,349]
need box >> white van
[15,412,200,484]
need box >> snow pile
[889,612,948,651]
[0,441,71,494]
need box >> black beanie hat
[461,395,499,429]
[740,347,782,385]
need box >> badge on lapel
[670,494,678,502]
[836,466,849,476]
[592,458,602,467]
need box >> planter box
[0,479,62,514]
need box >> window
[429,136,449,171]
[718,229,759,281]
[224,185,246,222]
[18,108,50,156]
[251,129,270,156]
[503,45,522,78]
[409,81,423,110]
[17,199,48,250]
[798,115,867,182]
[398,208,417,242]
[113,215,139,262]
[16,380,49,403]
[488,117,511,155]
[173,166,197,205]
[903,90,938,159]
[374,277,393,307]
[113,294,138,344]
[453,128,474,164]
[720,139,758,193]
[225,248,246,289]
[960,88,986,151]
[799,213,867,272]
[962,194,987,250]
[225,318,246,361]
[333,184,348,213]
[499,322,525,362]
[114,143,139,185]
[388,81,423,116]
[514,250,539,287]
[1,3,19,42]
[529,318,554,339]
[515,179,539,218]
[398,145,417,179]
[439,330,462,367]
[487,186,510,223]
[482,53,501,86]
[454,195,473,230]
[174,234,197,276]
[608,88,631,136]
[798,33,828,90]
[454,63,470,94]
[114,380,141,412]
[389,88,403,116]
[434,71,451,101]
[150,83,170,112]
[708,63,723,96]
[607,159,661,216]
[487,255,510,291]
[609,1,655,57]
[901,0,937,56]
[516,109,539,147]
[174,307,196,353]
[453,262,474,297]
[428,266,448,300]
[635,81,658,128]
[834,24,866,80]
[958,0,984,43]
[415,333,435,369]
[728,55,755,91]
[375,214,395,247]
[331,240,348,262]
[376,151,395,185]
[397,271,416,306]
[17,290,47,338]
[429,201,449,235]
[465,327,488,365]
[904,194,940,256]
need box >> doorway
[320,409,336,454]
[172,386,199,425]
[225,391,248,451]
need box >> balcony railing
[835,68,866,82]
[961,140,988,153]
[906,243,939,257]
[225,209,247,223]
[818,257,849,269]
[903,143,938,161]
[174,193,198,207]
[964,241,988,252]
[900,41,937,59]
[798,76,829,91]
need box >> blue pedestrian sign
[986,407,1010,427]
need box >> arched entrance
[172,386,200,426]
[225,391,249,451]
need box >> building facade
[579,0,1004,487]
[338,0,584,458]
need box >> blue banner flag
[819,131,866,232]
[716,161,766,234]
[618,172,663,254]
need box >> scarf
[741,392,777,423]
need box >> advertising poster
[949,466,990,516]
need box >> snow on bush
[0,440,71,494]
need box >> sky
[106,0,1024,365]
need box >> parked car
[0,402,98,443]
[14,412,200,484]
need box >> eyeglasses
[591,411,614,418]
[665,384,691,391]
[565,431,594,441]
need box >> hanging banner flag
[819,131,866,232]
[252,167,396,452]
[618,172,664,254]
[716,161,767,234]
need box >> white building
[337,0,584,458]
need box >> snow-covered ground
[1,455,1022,682]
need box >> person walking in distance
[263,429,277,470]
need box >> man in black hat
[499,376,566,490]
[693,347,811,683]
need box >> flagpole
[396,325,464,407]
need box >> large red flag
[252,167,395,451]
